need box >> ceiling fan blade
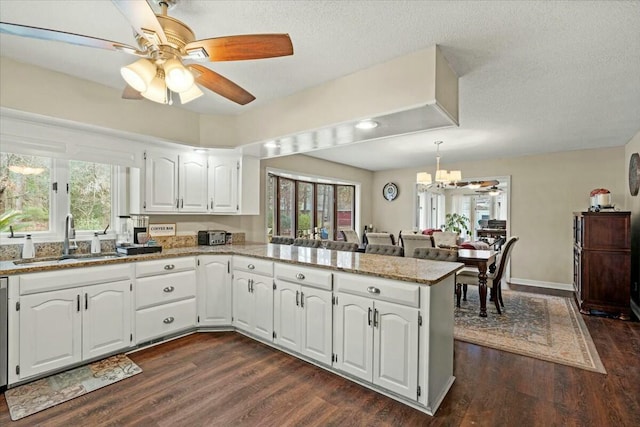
[0,21,137,52]
[122,85,143,100]
[185,34,293,61]
[111,0,167,45]
[188,64,255,105]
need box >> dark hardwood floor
[2,311,639,426]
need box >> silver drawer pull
[367,286,381,294]
[163,317,175,324]
[163,286,175,293]
[247,264,255,270]
[164,264,175,270]
[296,273,305,280]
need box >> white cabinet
[135,257,197,343]
[232,256,274,342]
[197,255,232,327]
[273,264,333,365]
[143,150,207,213]
[179,154,208,212]
[207,154,260,214]
[232,271,273,341]
[19,279,131,379]
[208,154,238,213]
[334,286,419,400]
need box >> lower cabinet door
[334,293,373,382]
[274,281,300,352]
[135,298,196,343]
[252,276,274,341]
[198,256,232,327]
[373,300,419,400]
[300,286,332,365]
[83,280,132,360]
[20,288,82,379]
[232,272,253,332]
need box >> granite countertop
[0,243,463,285]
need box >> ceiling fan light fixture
[120,58,156,92]
[141,73,168,104]
[164,58,195,93]
[179,83,204,104]
[468,182,482,189]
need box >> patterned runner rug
[4,353,142,421]
[454,289,606,373]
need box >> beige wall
[148,154,374,244]
[0,57,205,146]
[372,147,625,287]
[624,130,640,305]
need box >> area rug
[4,354,142,421]
[454,289,606,374]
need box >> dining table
[456,248,498,317]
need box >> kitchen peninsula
[1,243,462,415]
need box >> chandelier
[416,141,462,187]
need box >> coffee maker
[130,214,149,244]
[117,215,149,245]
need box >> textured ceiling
[1,1,639,170]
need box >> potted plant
[444,213,470,234]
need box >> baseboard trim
[509,277,574,292]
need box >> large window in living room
[266,171,357,241]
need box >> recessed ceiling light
[194,148,207,154]
[264,141,280,148]
[355,119,379,130]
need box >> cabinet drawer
[233,256,273,276]
[135,298,196,343]
[20,264,133,295]
[135,270,196,310]
[136,257,195,278]
[274,263,332,290]
[334,272,420,308]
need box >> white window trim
[265,167,362,238]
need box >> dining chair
[326,241,359,252]
[292,238,322,248]
[400,234,434,258]
[455,236,519,312]
[365,244,403,257]
[270,236,294,245]
[365,232,395,246]
[412,247,458,262]
[432,231,459,248]
[340,229,361,245]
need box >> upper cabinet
[135,148,259,215]
[143,150,208,213]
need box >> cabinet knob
[164,264,175,270]
[163,317,175,324]
[367,286,381,294]
[296,273,305,280]
[163,286,175,293]
[247,264,255,270]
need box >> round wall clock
[629,152,639,196]
[383,182,399,201]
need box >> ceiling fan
[475,185,501,195]
[0,0,294,106]
[454,179,500,189]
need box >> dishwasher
[1,277,7,390]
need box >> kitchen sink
[13,253,124,267]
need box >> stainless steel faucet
[63,213,77,256]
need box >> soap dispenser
[91,232,101,254]
[22,234,35,259]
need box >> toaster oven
[198,230,227,246]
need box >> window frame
[0,153,121,242]
[266,169,359,241]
